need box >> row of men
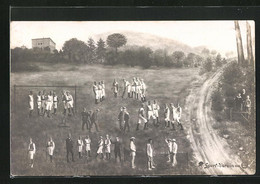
[93,77,147,104]
[136,101,183,131]
[27,134,178,170]
[234,89,252,115]
[28,90,75,117]
[80,100,182,135]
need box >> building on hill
[32,37,56,53]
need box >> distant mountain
[93,31,206,55]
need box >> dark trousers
[91,121,99,131]
[66,149,74,162]
[115,150,121,161]
[119,120,123,130]
[82,120,91,130]
[124,120,130,132]
[122,88,126,98]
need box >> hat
[172,139,176,142]
[123,107,126,109]
[130,137,135,140]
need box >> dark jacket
[91,111,99,122]
[66,138,73,151]
[124,112,130,122]
[118,111,124,121]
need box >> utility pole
[234,21,245,65]
[246,21,254,65]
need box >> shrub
[211,90,224,112]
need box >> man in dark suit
[123,107,130,133]
[66,133,75,162]
[90,109,100,132]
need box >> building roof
[32,37,56,45]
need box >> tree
[211,50,217,55]
[106,33,127,53]
[234,21,245,65]
[172,51,185,67]
[87,38,96,63]
[184,53,196,67]
[203,57,213,72]
[96,38,106,63]
[215,53,222,67]
[246,21,254,65]
[62,38,89,63]
[201,48,210,56]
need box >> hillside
[93,31,205,55]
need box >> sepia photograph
[10,20,255,176]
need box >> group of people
[234,88,252,117]
[93,77,147,104]
[81,108,100,132]
[121,77,147,102]
[28,90,75,118]
[27,134,178,170]
[92,81,106,104]
[137,101,183,131]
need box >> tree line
[11,33,226,70]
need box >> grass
[10,63,201,176]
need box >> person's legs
[66,150,69,162]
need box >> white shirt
[172,142,178,154]
[146,143,153,157]
[147,105,153,111]
[29,95,34,102]
[37,95,41,102]
[47,95,53,102]
[153,104,160,111]
[130,141,136,152]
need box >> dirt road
[186,64,253,175]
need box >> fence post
[230,108,233,121]
[75,85,77,114]
[14,85,16,113]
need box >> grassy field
[10,62,202,176]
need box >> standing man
[93,81,99,104]
[112,79,119,98]
[46,137,55,163]
[170,103,177,130]
[36,91,42,116]
[112,136,122,162]
[146,138,155,170]
[52,92,58,115]
[84,135,91,158]
[44,91,53,118]
[137,103,148,131]
[245,95,252,118]
[90,109,100,132]
[66,133,75,162]
[96,136,104,159]
[171,139,178,167]
[28,91,34,117]
[101,80,106,101]
[164,104,171,128]
[235,93,243,111]
[176,103,184,130]
[81,108,88,131]
[122,79,131,98]
[131,78,137,99]
[41,90,47,115]
[241,89,247,111]
[117,107,124,131]
[77,136,84,159]
[104,134,112,160]
[147,101,155,129]
[152,100,160,126]
[62,90,67,115]
[28,138,36,168]
[66,91,74,116]
[98,81,103,102]
[136,78,141,100]
[140,79,147,102]
[165,138,172,162]
[123,107,130,133]
[130,137,136,169]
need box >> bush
[211,90,224,112]
[203,58,213,72]
[222,62,243,85]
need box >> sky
[10,21,255,56]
